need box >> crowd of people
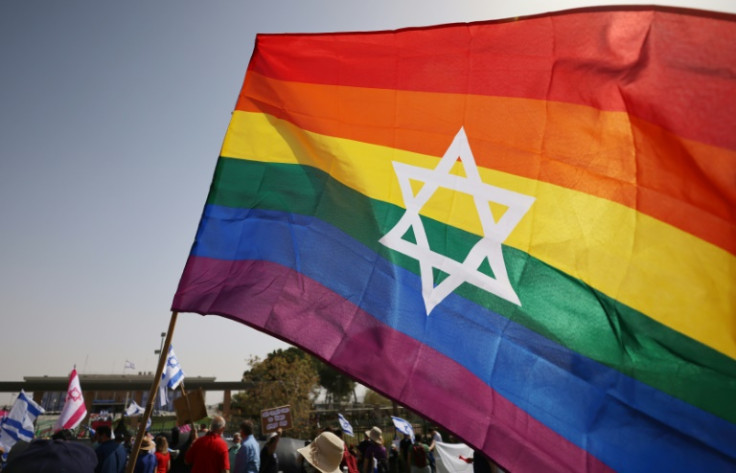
[0,417,498,473]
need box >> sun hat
[140,438,155,451]
[368,426,382,443]
[297,431,345,473]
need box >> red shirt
[185,432,230,473]
[155,451,170,473]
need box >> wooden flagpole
[125,311,179,473]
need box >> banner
[173,7,736,472]
[261,405,292,433]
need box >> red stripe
[248,8,736,150]
[172,256,614,473]
[63,406,87,430]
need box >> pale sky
[1,0,734,407]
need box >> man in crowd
[233,419,259,473]
[185,415,230,473]
[229,432,242,468]
[259,428,282,473]
[95,425,127,473]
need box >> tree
[363,389,392,407]
[312,359,356,405]
[231,348,319,438]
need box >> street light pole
[154,332,166,355]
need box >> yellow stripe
[221,111,736,358]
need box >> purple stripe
[173,256,613,473]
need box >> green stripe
[208,156,736,423]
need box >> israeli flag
[391,416,415,441]
[159,346,185,406]
[337,413,354,436]
[125,400,145,417]
[162,346,185,389]
[0,391,45,451]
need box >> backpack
[412,444,428,468]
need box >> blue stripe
[190,205,736,471]
[1,420,34,442]
[168,370,184,389]
[17,392,43,418]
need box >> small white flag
[124,360,136,370]
[337,413,354,436]
[125,401,145,417]
[0,390,45,451]
[391,416,415,441]
[159,346,185,407]
[54,368,87,431]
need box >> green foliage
[312,358,356,404]
[363,389,392,407]
[231,348,319,438]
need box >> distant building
[25,373,215,415]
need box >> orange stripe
[237,72,736,254]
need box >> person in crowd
[134,436,157,473]
[398,433,412,473]
[114,418,131,447]
[298,431,345,473]
[333,428,359,473]
[259,429,282,473]
[170,427,196,473]
[233,419,259,473]
[95,425,127,473]
[362,427,387,473]
[228,432,242,469]
[184,415,230,473]
[389,443,401,473]
[3,429,97,472]
[408,435,430,473]
[427,430,441,473]
[155,435,171,473]
[466,449,502,473]
[356,431,371,467]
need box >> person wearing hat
[134,436,157,473]
[259,428,282,473]
[362,427,387,473]
[298,431,345,473]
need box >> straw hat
[368,426,382,443]
[298,431,345,473]
[140,438,155,451]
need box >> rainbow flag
[173,7,736,472]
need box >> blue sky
[1,0,733,406]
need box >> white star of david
[379,128,535,314]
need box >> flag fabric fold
[337,413,354,437]
[0,391,44,451]
[125,401,145,417]
[54,368,87,431]
[391,417,414,442]
[172,7,736,472]
[159,346,185,407]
